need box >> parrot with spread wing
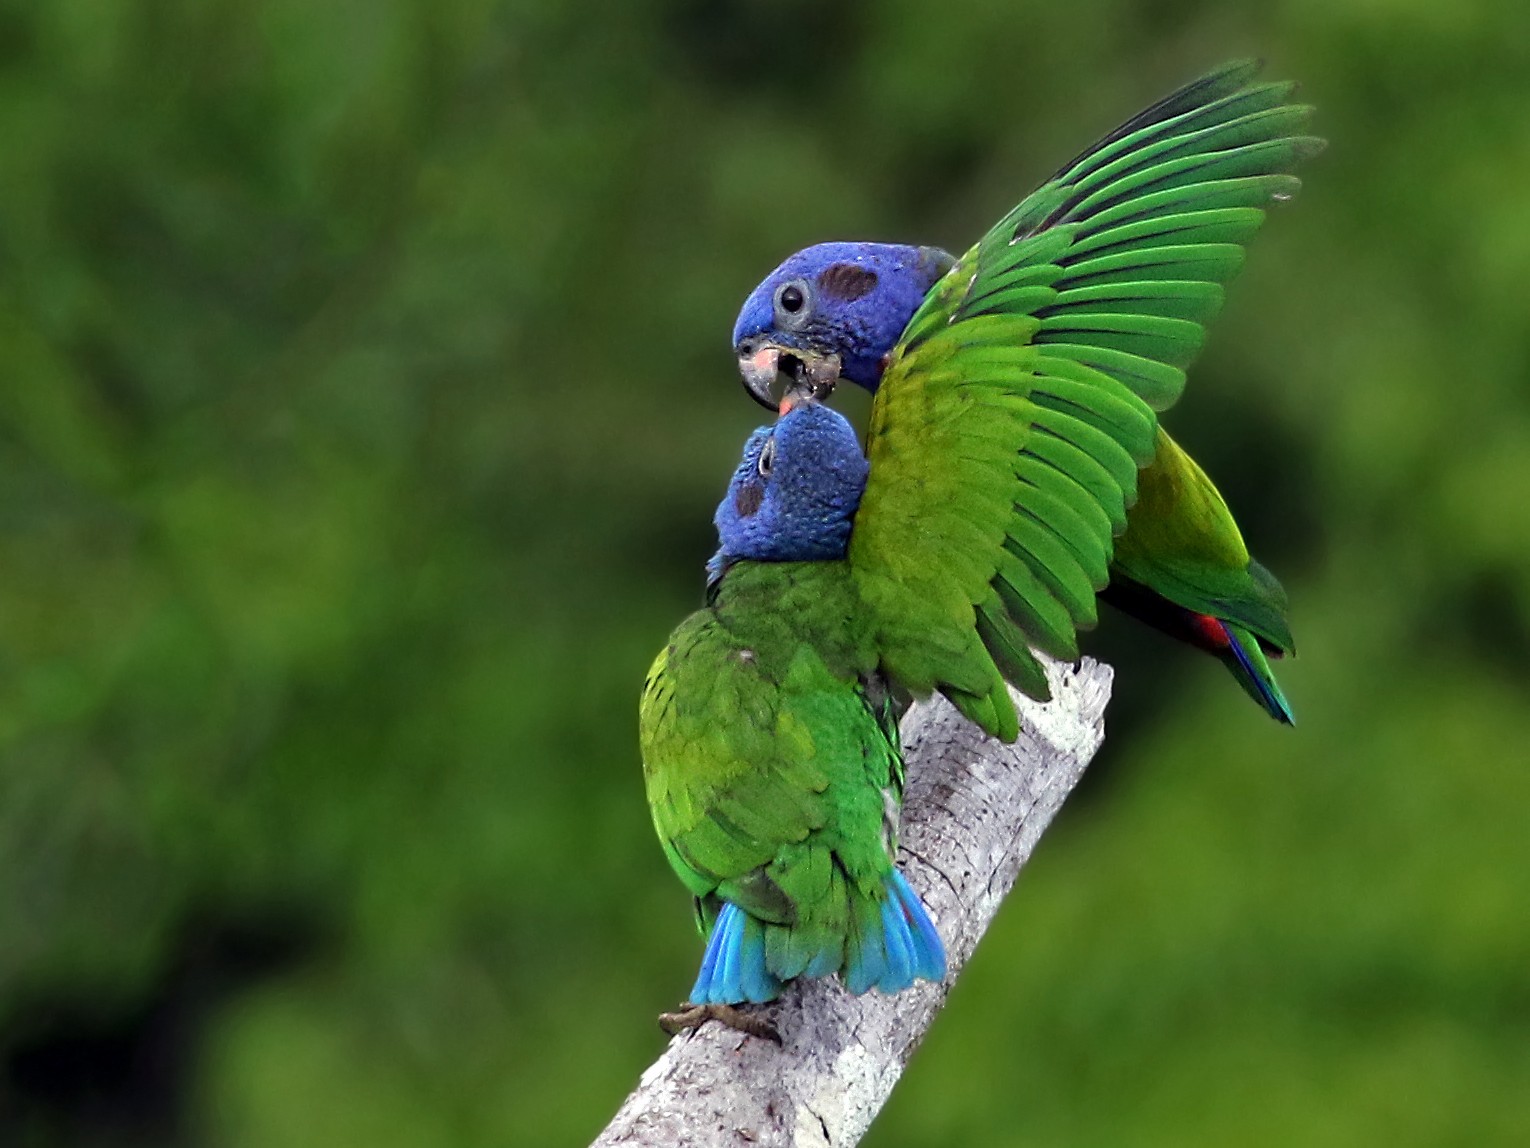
[640,402,945,1037]
[642,60,1318,1034]
[731,60,1317,723]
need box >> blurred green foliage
[1,0,1528,1144]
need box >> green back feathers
[640,562,899,943]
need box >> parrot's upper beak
[738,343,783,411]
[736,340,843,413]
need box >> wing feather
[848,62,1317,735]
[992,550,1082,657]
[974,595,1052,695]
[1049,277,1226,322]
[1020,434,1129,531]
[1069,208,1264,259]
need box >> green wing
[848,60,1319,740]
[639,588,901,974]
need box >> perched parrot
[642,60,1319,1035]
[640,402,945,1036]
[731,60,1317,723]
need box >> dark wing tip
[1047,59,1268,186]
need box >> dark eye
[758,437,775,477]
[773,279,812,327]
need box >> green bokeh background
[2,1,1527,1144]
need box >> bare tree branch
[595,655,1113,1148]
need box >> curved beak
[736,342,845,413]
[738,343,782,411]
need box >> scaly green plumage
[642,559,942,1000]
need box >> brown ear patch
[817,262,878,302]
[734,482,764,518]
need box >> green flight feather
[848,60,1316,737]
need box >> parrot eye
[757,437,776,478]
[773,279,813,329]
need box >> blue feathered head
[732,241,954,408]
[708,401,869,586]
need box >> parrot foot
[657,1002,781,1044]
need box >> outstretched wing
[847,61,1320,740]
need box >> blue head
[732,241,955,409]
[707,401,869,585]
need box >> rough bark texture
[595,655,1113,1148]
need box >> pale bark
[595,655,1113,1148]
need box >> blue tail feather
[715,907,741,998]
[846,871,946,996]
[692,910,725,995]
[888,870,947,984]
[803,943,839,980]
[879,894,915,992]
[844,900,886,996]
[690,873,946,1005]
[738,915,777,1003]
[691,903,783,1005]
